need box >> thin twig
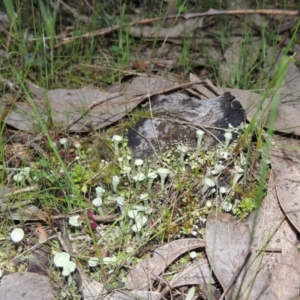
[128,126,167,167]
[56,0,89,22]
[0,184,39,199]
[55,9,299,46]
[0,93,20,123]
[50,211,119,222]
[155,116,224,144]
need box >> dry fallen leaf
[253,172,298,272]
[131,59,148,71]
[2,77,180,133]
[264,47,300,110]
[260,243,300,299]
[9,203,46,221]
[205,212,269,300]
[169,257,214,288]
[219,37,261,84]
[206,170,298,299]
[271,135,300,233]
[189,73,216,99]
[5,142,29,162]
[160,257,219,298]
[36,223,47,243]
[125,238,205,290]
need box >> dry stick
[0,184,39,199]
[199,266,209,299]
[156,116,225,144]
[83,0,97,16]
[128,126,167,167]
[57,231,89,291]
[66,81,196,130]
[0,75,18,92]
[89,213,119,223]
[51,212,119,223]
[81,63,150,78]
[57,219,111,295]
[5,132,49,165]
[54,0,89,22]
[157,275,174,300]
[0,92,20,123]
[159,264,208,299]
[56,9,300,47]
[277,22,299,48]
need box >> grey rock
[0,272,54,300]
[128,92,244,160]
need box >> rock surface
[128,92,245,160]
[0,272,54,300]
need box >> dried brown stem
[56,9,299,47]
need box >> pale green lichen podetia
[95,187,105,198]
[232,166,244,187]
[147,171,157,191]
[178,145,188,168]
[134,159,144,172]
[68,215,82,227]
[3,120,262,285]
[68,124,259,275]
[95,127,253,223]
[112,175,120,193]
[59,137,68,149]
[133,172,145,190]
[10,228,25,243]
[13,121,256,268]
[115,196,125,212]
[196,129,205,152]
[201,178,215,195]
[53,252,76,286]
[157,168,170,190]
[224,131,232,149]
[88,257,99,267]
[112,135,123,155]
[124,166,132,181]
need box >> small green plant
[233,198,257,219]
